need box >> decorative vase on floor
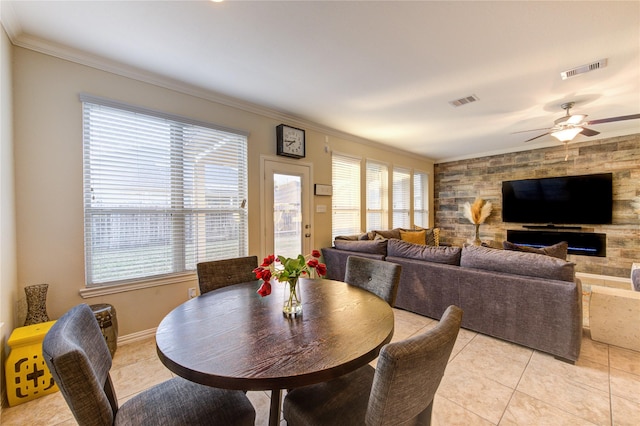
[24,283,50,326]
[283,278,302,318]
[90,303,118,358]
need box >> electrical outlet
[188,287,197,299]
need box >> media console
[506,230,606,257]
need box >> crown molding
[4,24,433,162]
[437,129,640,164]
[0,1,21,41]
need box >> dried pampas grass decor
[463,198,492,225]
[463,197,492,246]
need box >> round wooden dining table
[156,278,394,426]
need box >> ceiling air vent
[449,94,479,107]
[560,58,608,80]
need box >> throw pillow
[372,229,402,240]
[408,226,439,246]
[433,228,440,246]
[503,240,568,260]
[400,229,426,245]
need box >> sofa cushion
[632,265,640,292]
[334,239,388,255]
[399,229,426,245]
[503,240,568,260]
[387,239,461,265]
[460,244,575,282]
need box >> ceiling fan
[516,102,640,143]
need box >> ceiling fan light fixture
[566,114,586,125]
[551,127,583,142]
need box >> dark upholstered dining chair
[197,255,258,295]
[344,256,402,306]
[43,304,255,426]
[283,305,463,426]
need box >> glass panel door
[263,159,311,258]
[273,173,302,258]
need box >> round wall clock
[276,124,305,159]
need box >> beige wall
[10,46,434,340]
[1,26,17,409]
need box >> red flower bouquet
[253,250,327,297]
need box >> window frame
[80,94,249,289]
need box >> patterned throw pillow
[433,228,440,246]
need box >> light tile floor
[2,308,639,425]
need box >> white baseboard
[117,327,157,345]
[576,272,632,290]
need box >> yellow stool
[5,321,58,406]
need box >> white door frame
[259,155,314,259]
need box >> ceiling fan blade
[580,127,600,137]
[586,114,640,125]
[511,127,551,134]
[524,132,550,143]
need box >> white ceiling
[2,0,640,162]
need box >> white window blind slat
[83,100,248,286]
[366,160,388,231]
[332,153,361,240]
[414,171,430,228]
[393,167,411,229]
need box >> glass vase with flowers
[253,250,327,317]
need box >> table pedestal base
[269,389,282,426]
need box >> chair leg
[415,400,433,425]
[103,374,118,415]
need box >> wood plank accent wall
[434,133,640,278]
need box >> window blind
[413,171,430,227]
[366,160,388,231]
[392,167,411,228]
[82,98,248,286]
[332,153,361,240]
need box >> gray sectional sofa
[322,233,582,363]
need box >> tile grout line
[607,345,613,426]
[495,348,535,425]
[515,344,612,425]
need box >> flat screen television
[502,173,613,225]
